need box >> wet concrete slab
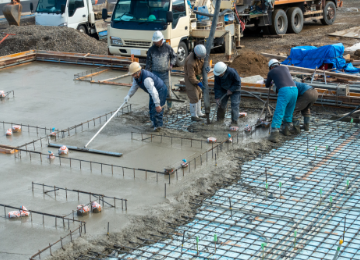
[0,62,212,259]
[0,62,147,129]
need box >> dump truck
[104,0,243,66]
[239,0,343,35]
[31,0,114,36]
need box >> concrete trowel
[2,0,22,26]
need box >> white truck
[31,0,114,37]
[103,0,242,66]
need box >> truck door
[67,0,88,29]
[170,0,189,48]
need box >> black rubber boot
[217,107,225,122]
[304,116,310,131]
[282,122,292,136]
[268,129,280,143]
[291,119,301,134]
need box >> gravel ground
[0,25,107,56]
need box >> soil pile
[0,25,107,56]
[229,50,269,78]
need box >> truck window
[68,0,84,17]
[172,0,185,29]
[113,0,170,22]
[35,0,67,13]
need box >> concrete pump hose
[193,9,233,18]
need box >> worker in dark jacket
[292,81,318,133]
[213,62,241,125]
[146,31,177,112]
[125,62,168,132]
[266,59,298,142]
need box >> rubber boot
[217,107,225,122]
[304,116,310,131]
[190,103,201,121]
[268,128,280,143]
[291,119,301,135]
[282,122,292,136]
[197,100,206,118]
[231,120,238,126]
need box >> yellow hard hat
[129,62,141,75]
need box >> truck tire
[176,41,188,67]
[77,25,87,34]
[287,7,303,34]
[270,9,288,35]
[321,1,336,25]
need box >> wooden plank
[328,26,360,39]
[260,52,287,60]
[75,68,109,80]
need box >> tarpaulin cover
[282,43,360,73]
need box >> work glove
[197,82,204,90]
[205,66,211,73]
[227,90,233,95]
[124,95,130,103]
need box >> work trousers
[217,89,241,122]
[149,86,168,128]
[271,86,298,129]
[152,71,172,108]
[294,88,318,116]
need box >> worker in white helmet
[184,44,208,121]
[266,59,298,142]
[124,62,168,132]
[146,31,177,112]
[213,62,241,125]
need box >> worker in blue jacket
[213,62,241,125]
[266,59,298,142]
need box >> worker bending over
[291,81,318,133]
[184,44,207,121]
[266,59,298,142]
[213,62,241,125]
[125,62,168,132]
[146,31,177,112]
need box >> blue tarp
[282,43,360,74]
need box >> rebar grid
[32,182,128,210]
[1,105,132,150]
[113,120,360,260]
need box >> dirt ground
[1,0,360,58]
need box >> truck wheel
[270,9,288,35]
[77,25,87,34]
[176,41,188,67]
[321,1,336,25]
[287,7,303,34]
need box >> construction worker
[213,62,241,125]
[291,81,319,133]
[184,44,207,121]
[266,59,298,142]
[146,31,177,112]
[124,62,168,132]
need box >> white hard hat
[194,44,206,59]
[213,62,227,76]
[129,62,141,74]
[152,31,164,42]
[268,59,280,68]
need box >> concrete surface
[0,62,216,259]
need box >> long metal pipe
[202,0,222,124]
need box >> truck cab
[32,0,110,35]
[107,0,191,66]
